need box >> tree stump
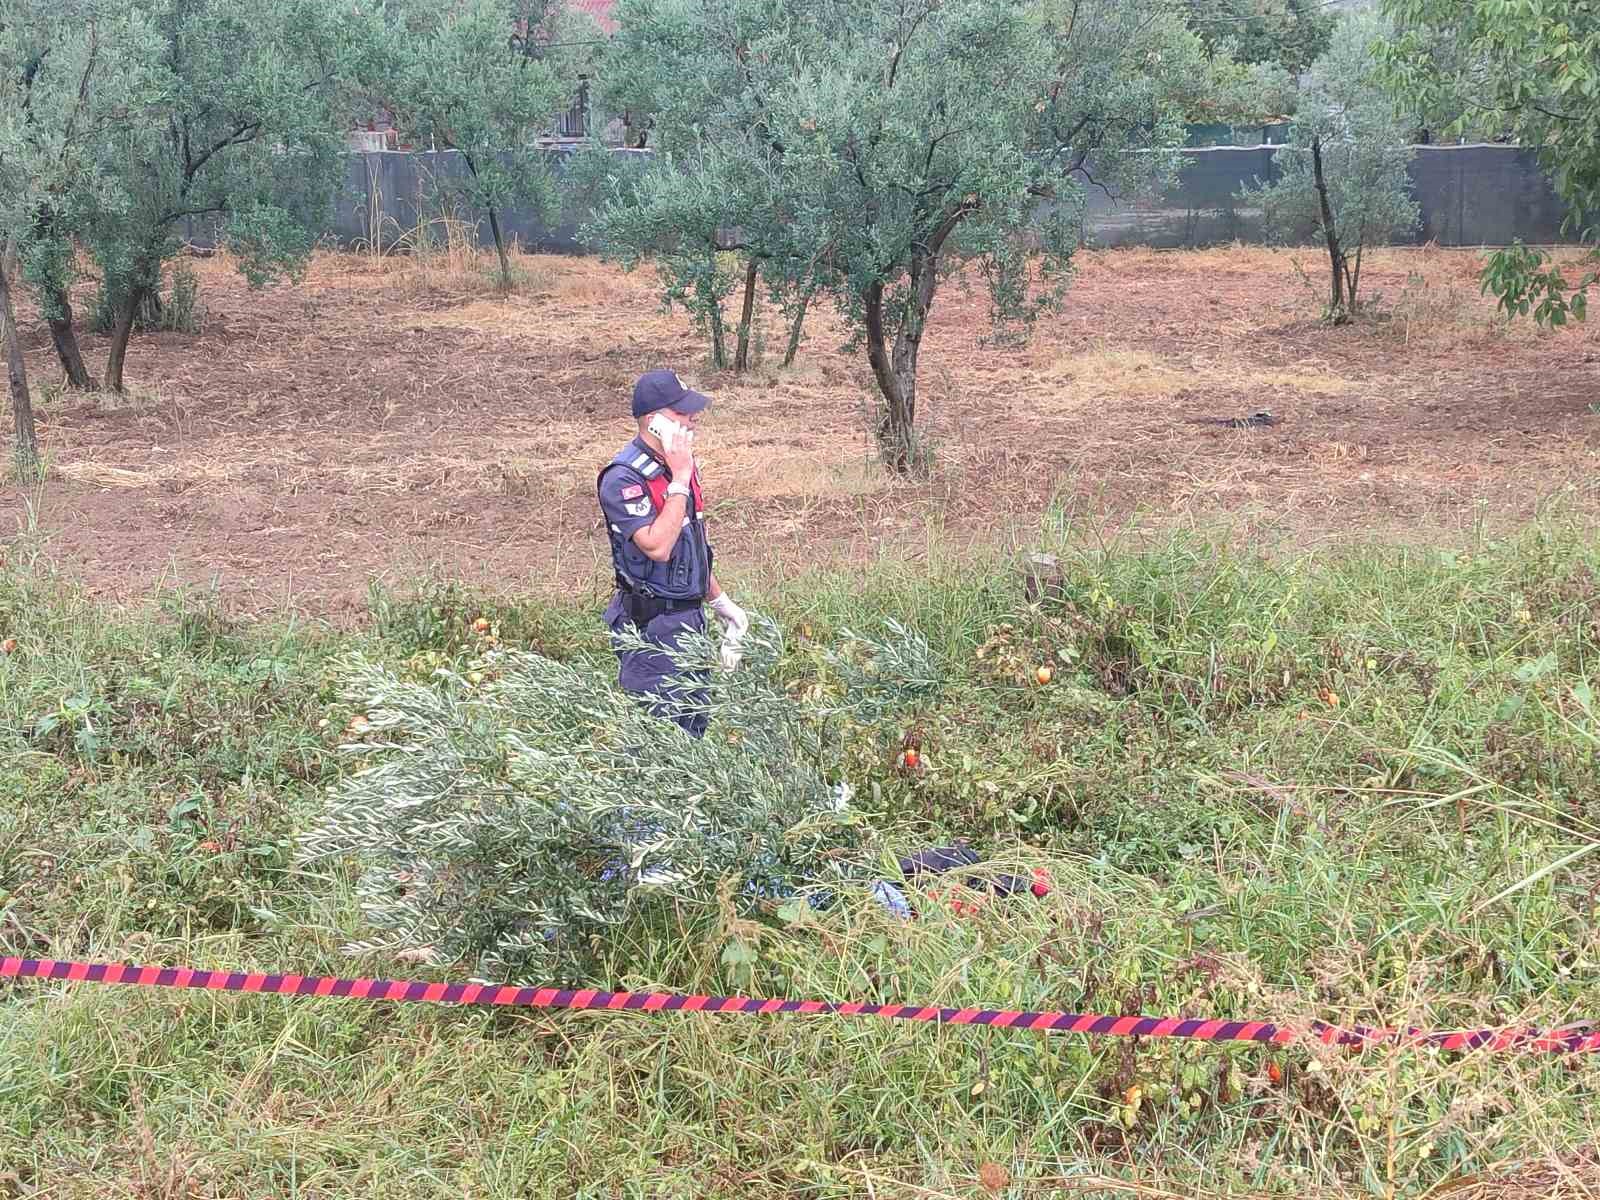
[1022,553,1065,605]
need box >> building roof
[571,0,617,35]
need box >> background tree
[0,227,35,477]
[1240,11,1420,322]
[0,1,160,470]
[1379,0,1599,328]
[0,6,44,472]
[783,0,1216,470]
[378,0,586,292]
[79,0,376,394]
[1193,49,1298,130]
[576,137,811,372]
[1182,0,1337,77]
[581,0,816,373]
[578,140,778,370]
[587,0,1211,470]
[2,0,130,392]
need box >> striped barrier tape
[4,957,1597,1054]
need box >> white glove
[709,594,749,670]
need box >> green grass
[2,517,1599,1198]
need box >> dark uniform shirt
[597,437,712,601]
[596,437,715,738]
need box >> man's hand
[710,593,749,670]
[664,437,695,481]
[662,444,694,483]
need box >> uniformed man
[596,369,749,738]
[594,373,1053,910]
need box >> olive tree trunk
[0,249,40,477]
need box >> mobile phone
[648,414,692,453]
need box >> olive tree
[1380,0,1599,327]
[1241,11,1420,322]
[580,0,818,373]
[578,141,778,370]
[587,0,1208,471]
[78,0,377,395]
[1181,0,1336,76]
[376,0,590,291]
[790,0,1216,469]
[0,1,161,470]
[0,0,139,395]
[0,4,50,471]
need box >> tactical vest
[597,439,712,602]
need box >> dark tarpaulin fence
[182,143,1585,256]
[180,145,652,257]
[1077,143,1587,250]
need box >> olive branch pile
[299,615,941,983]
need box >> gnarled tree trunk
[862,205,968,472]
[1310,136,1351,323]
[0,254,39,478]
[865,246,940,472]
[734,259,760,371]
[104,283,147,395]
[707,298,728,369]
[24,221,94,388]
[45,285,94,390]
[782,290,810,367]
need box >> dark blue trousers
[604,595,709,738]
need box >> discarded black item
[898,843,983,878]
[898,842,1042,898]
[1186,410,1279,429]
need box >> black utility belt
[616,589,704,624]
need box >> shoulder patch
[620,483,644,500]
[624,499,652,517]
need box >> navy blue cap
[631,369,711,419]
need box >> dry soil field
[6,242,1599,618]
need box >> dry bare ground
[5,241,1599,619]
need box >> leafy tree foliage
[78,0,378,393]
[1242,11,1420,322]
[376,0,589,291]
[1380,0,1599,326]
[0,1,162,468]
[583,0,1211,470]
[1182,0,1337,76]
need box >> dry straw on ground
[5,241,1597,614]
